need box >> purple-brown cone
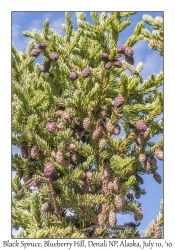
[131,70,139,76]
[30,48,40,58]
[135,120,147,132]
[50,52,59,62]
[104,61,112,70]
[82,68,91,78]
[46,120,57,134]
[114,96,124,108]
[69,72,78,81]
[125,46,134,58]
[117,45,125,54]
[38,42,47,50]
[41,60,51,73]
[113,59,122,68]
[44,162,55,176]
[100,53,109,62]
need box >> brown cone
[83,118,91,131]
[153,172,162,184]
[55,151,64,165]
[55,110,64,116]
[73,117,81,126]
[108,181,114,191]
[139,154,147,163]
[149,157,157,167]
[134,187,141,199]
[57,123,66,131]
[99,138,107,150]
[144,127,151,138]
[98,110,107,119]
[92,127,102,140]
[153,221,162,238]
[136,175,144,184]
[134,208,143,221]
[31,145,40,159]
[41,202,51,212]
[104,163,112,178]
[62,112,71,124]
[113,178,121,192]
[136,133,145,146]
[109,210,116,228]
[66,143,77,151]
[155,149,163,161]
[114,195,123,211]
[144,160,152,172]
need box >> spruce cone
[155,149,163,161]
[30,145,40,159]
[104,61,112,70]
[86,170,93,180]
[114,96,124,108]
[135,120,147,132]
[153,172,162,184]
[136,132,145,145]
[106,121,114,133]
[92,127,102,140]
[63,157,70,167]
[46,120,57,135]
[98,213,105,227]
[125,46,134,58]
[144,126,151,138]
[27,144,33,155]
[117,45,125,54]
[131,70,139,76]
[41,202,51,212]
[134,187,141,199]
[37,42,46,50]
[73,117,81,126]
[66,143,77,151]
[82,181,93,193]
[55,110,64,116]
[139,154,147,163]
[134,208,143,221]
[114,195,123,211]
[44,162,54,177]
[136,175,144,184]
[57,123,66,131]
[125,55,134,65]
[69,72,78,81]
[98,110,107,119]
[113,125,121,135]
[100,53,109,61]
[16,170,23,179]
[104,163,112,178]
[30,48,40,58]
[83,118,91,131]
[113,178,121,192]
[102,178,108,195]
[126,191,134,200]
[82,68,91,78]
[99,138,107,150]
[71,152,78,163]
[55,151,64,165]
[149,157,157,167]
[62,112,71,124]
[113,59,122,68]
[153,221,162,238]
[50,52,59,62]
[109,210,116,228]
[21,142,28,159]
[41,60,51,73]
[144,160,152,172]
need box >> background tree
[12,12,163,238]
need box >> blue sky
[12,11,163,237]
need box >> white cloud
[50,17,65,36]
